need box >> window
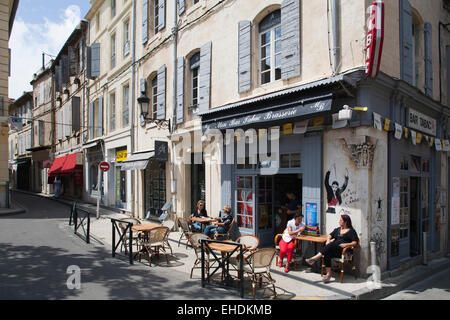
[237,176,254,230]
[280,153,301,169]
[190,52,200,109]
[259,10,282,85]
[111,0,116,18]
[111,33,116,68]
[123,85,130,127]
[410,155,421,173]
[124,20,130,57]
[400,155,409,171]
[145,160,166,217]
[93,99,102,138]
[151,77,158,119]
[411,10,424,89]
[110,92,116,132]
[154,0,159,34]
[90,163,99,192]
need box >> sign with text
[155,140,168,162]
[116,149,127,162]
[365,1,384,77]
[407,108,436,136]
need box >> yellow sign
[416,133,422,144]
[282,123,293,135]
[384,119,391,131]
[429,137,434,147]
[116,149,127,162]
[313,117,324,127]
[404,127,409,139]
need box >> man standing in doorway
[282,192,302,221]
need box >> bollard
[422,232,428,265]
[370,241,377,266]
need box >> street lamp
[137,92,171,132]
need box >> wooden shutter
[424,22,433,97]
[89,101,94,139]
[72,96,81,132]
[281,0,301,80]
[158,0,166,31]
[176,56,185,124]
[157,65,166,120]
[399,0,413,85]
[238,21,252,93]
[178,0,185,15]
[198,41,212,114]
[142,0,149,44]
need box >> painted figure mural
[325,166,349,214]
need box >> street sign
[99,162,110,172]
[365,1,384,78]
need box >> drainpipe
[131,0,137,216]
[332,0,339,75]
[171,0,179,217]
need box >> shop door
[410,177,420,256]
[236,176,256,236]
[257,176,274,247]
[116,167,127,209]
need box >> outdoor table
[190,217,218,232]
[132,223,163,259]
[296,234,328,269]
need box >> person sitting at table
[278,212,306,273]
[190,200,208,233]
[203,205,233,238]
[305,214,359,283]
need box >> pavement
[10,189,450,300]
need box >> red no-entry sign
[100,162,110,172]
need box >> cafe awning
[48,155,67,176]
[120,151,155,171]
[61,152,83,174]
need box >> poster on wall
[305,202,319,236]
[393,177,400,197]
[391,196,400,225]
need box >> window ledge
[186,1,203,17]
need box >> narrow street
[0,192,237,300]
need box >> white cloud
[8,5,81,99]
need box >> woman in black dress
[305,214,358,283]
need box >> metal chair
[162,219,175,255]
[177,217,193,249]
[118,218,141,254]
[321,239,360,283]
[138,226,170,266]
[214,218,235,241]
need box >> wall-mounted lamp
[138,92,171,132]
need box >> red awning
[48,156,68,176]
[61,152,83,174]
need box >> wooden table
[296,234,328,258]
[190,217,218,232]
[132,223,162,233]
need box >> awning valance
[120,151,155,171]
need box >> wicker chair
[232,248,277,299]
[214,218,235,241]
[119,218,142,254]
[162,220,175,255]
[187,233,213,279]
[138,226,170,266]
[321,239,360,283]
[274,234,300,269]
[177,217,193,249]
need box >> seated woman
[305,214,359,283]
[190,200,208,233]
[278,212,306,273]
[203,205,233,238]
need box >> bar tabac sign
[407,108,436,137]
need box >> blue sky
[9,0,91,99]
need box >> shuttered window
[110,92,116,132]
[111,33,116,68]
[124,20,130,57]
[190,52,200,109]
[151,77,158,119]
[123,85,130,126]
[111,0,116,18]
[259,10,281,85]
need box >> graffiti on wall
[325,165,349,214]
[370,225,386,263]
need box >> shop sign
[365,1,384,78]
[116,149,127,162]
[407,108,436,136]
[155,140,168,162]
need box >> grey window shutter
[69,45,78,76]
[72,96,81,132]
[86,46,92,79]
[178,0,185,15]
[176,56,185,124]
[400,0,413,85]
[65,104,72,137]
[158,0,166,31]
[88,43,101,79]
[198,41,212,114]
[89,101,94,139]
[38,120,44,146]
[157,65,166,120]
[62,54,70,85]
[424,22,433,97]
[57,64,63,91]
[238,21,252,93]
[98,96,103,137]
[140,78,147,95]
[55,65,61,92]
[281,0,301,80]
[142,0,149,44]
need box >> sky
[8,0,91,100]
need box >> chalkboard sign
[155,140,168,162]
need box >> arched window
[259,9,282,85]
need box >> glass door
[236,175,255,235]
[257,176,274,247]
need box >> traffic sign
[99,162,110,172]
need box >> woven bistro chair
[162,219,175,255]
[119,218,142,254]
[231,248,277,299]
[236,235,259,256]
[274,233,300,269]
[187,233,214,279]
[321,239,360,283]
[178,217,193,249]
[214,218,235,241]
[138,226,170,266]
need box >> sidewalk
[13,189,450,300]
[0,200,26,216]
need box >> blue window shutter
[238,21,252,93]
[89,101,94,139]
[176,56,185,124]
[178,0,185,15]
[158,0,166,31]
[424,22,433,97]
[157,65,166,120]
[281,0,301,80]
[88,43,101,79]
[142,0,148,44]
[39,120,44,146]
[400,0,413,85]
[198,41,212,114]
